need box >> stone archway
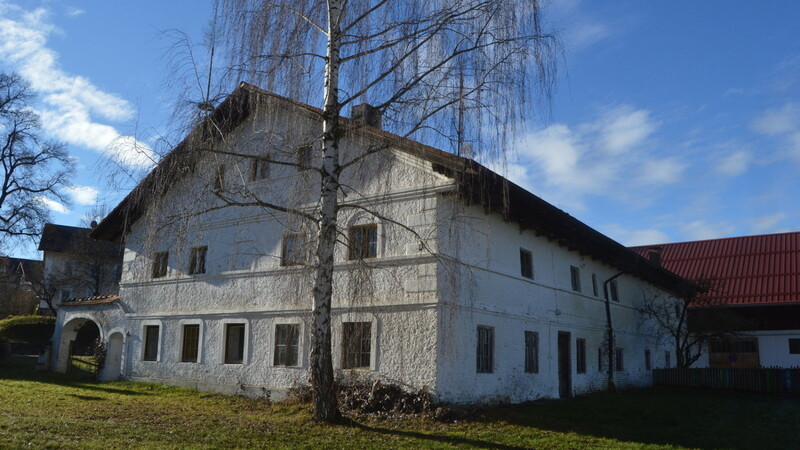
[56,317,102,374]
[103,332,124,381]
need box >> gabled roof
[38,224,123,259]
[0,256,43,285]
[630,232,800,306]
[91,82,694,298]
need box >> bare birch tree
[161,0,558,421]
[209,0,557,421]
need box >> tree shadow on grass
[472,387,800,450]
[344,418,527,449]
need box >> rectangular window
[181,324,200,363]
[143,325,159,361]
[152,252,168,278]
[188,246,207,275]
[570,266,581,292]
[251,157,269,180]
[598,347,604,372]
[665,351,671,368]
[609,279,619,302]
[519,249,533,279]
[645,349,651,370]
[274,324,300,367]
[614,347,624,371]
[342,322,371,369]
[576,338,586,373]
[60,289,72,302]
[790,339,800,354]
[524,331,539,373]
[213,164,225,191]
[224,323,246,364]
[348,224,378,260]
[592,274,598,297]
[476,326,494,373]
[298,145,313,169]
[281,234,305,266]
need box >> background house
[50,84,692,402]
[631,232,800,368]
[37,224,123,314]
[0,256,43,318]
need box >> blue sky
[1,0,799,259]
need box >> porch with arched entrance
[55,316,102,374]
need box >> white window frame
[177,319,204,364]
[338,313,378,370]
[271,319,304,368]
[140,320,164,362]
[220,318,250,365]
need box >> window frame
[188,246,207,275]
[476,326,494,374]
[251,156,270,181]
[342,321,372,369]
[570,265,581,292]
[298,145,313,170]
[273,323,301,367]
[524,331,539,373]
[348,224,378,260]
[576,338,587,374]
[519,248,533,279]
[180,324,201,363]
[609,279,620,302]
[152,252,169,279]
[614,347,624,371]
[645,349,651,370]
[221,320,248,365]
[790,338,800,355]
[281,234,305,267]
[142,323,161,362]
[592,273,599,297]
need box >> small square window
[520,249,533,279]
[342,322,372,369]
[181,324,200,363]
[188,246,207,275]
[788,339,800,354]
[152,252,169,279]
[576,338,586,373]
[570,266,581,292]
[476,326,494,373]
[281,234,305,266]
[224,323,246,364]
[524,331,539,373]
[348,224,378,260]
[143,325,160,361]
[274,324,300,367]
[251,157,269,180]
[214,164,225,191]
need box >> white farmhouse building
[50,83,692,403]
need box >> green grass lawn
[1,356,798,449]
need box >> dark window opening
[251,157,269,180]
[143,325,159,361]
[576,338,586,373]
[281,234,305,266]
[524,331,539,373]
[274,324,300,366]
[152,252,168,279]
[520,249,533,279]
[348,224,378,260]
[188,246,207,275]
[570,266,581,292]
[181,324,200,363]
[224,323,246,364]
[477,326,494,373]
[342,322,371,369]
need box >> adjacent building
[50,84,692,403]
[631,232,800,369]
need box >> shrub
[0,315,56,347]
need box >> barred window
[570,266,581,292]
[143,325,159,361]
[224,323,246,364]
[348,224,378,260]
[274,324,300,366]
[181,325,200,363]
[524,331,538,373]
[520,249,533,279]
[342,322,371,369]
[477,326,494,373]
[576,338,586,373]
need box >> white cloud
[751,103,800,136]
[37,196,69,214]
[716,151,751,177]
[602,224,670,246]
[550,0,613,50]
[509,105,679,211]
[66,8,85,18]
[749,213,788,235]
[64,185,99,205]
[681,220,735,241]
[0,1,156,169]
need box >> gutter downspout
[603,272,625,393]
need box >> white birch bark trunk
[310,0,342,422]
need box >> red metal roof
[630,232,800,306]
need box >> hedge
[0,315,56,347]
